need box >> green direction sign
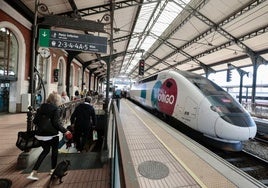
[39,29,50,47]
[38,29,107,53]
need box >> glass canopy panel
[125,0,190,75]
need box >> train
[129,70,257,151]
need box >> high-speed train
[129,70,257,151]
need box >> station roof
[5,0,268,81]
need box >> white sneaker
[27,171,39,180]
[49,169,54,175]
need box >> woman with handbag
[27,92,71,181]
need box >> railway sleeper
[259,179,268,186]
[225,158,244,162]
[239,165,264,172]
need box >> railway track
[255,132,268,144]
[167,115,268,186]
[167,113,268,187]
[212,149,268,187]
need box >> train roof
[138,70,206,84]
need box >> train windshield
[181,71,254,127]
[183,72,245,114]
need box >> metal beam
[175,0,267,64]
[118,0,144,74]
[68,0,78,10]
[60,0,158,17]
[137,0,267,76]
[142,0,208,61]
[123,0,163,74]
[112,33,140,43]
[194,26,268,62]
[83,49,144,68]
[188,48,268,73]
[171,0,266,53]
[3,0,34,22]
[41,15,105,33]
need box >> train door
[0,81,10,113]
[184,97,198,129]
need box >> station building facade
[0,2,93,113]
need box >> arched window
[70,65,74,87]
[77,69,82,87]
[37,55,48,84]
[58,60,64,86]
[85,73,89,88]
[0,27,18,78]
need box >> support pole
[101,0,114,163]
[30,0,39,107]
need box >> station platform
[0,99,265,188]
[0,113,109,188]
[118,99,265,188]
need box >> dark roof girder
[60,0,152,17]
[179,0,267,67]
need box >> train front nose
[215,114,257,141]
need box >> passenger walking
[61,91,70,103]
[73,90,81,100]
[27,93,71,181]
[114,89,121,111]
[35,91,42,108]
[70,96,96,153]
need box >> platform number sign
[38,28,107,53]
[139,59,145,76]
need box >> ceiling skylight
[122,0,190,75]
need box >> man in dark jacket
[71,96,96,152]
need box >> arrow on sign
[42,31,48,37]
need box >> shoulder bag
[16,129,40,151]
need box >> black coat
[33,103,67,136]
[70,102,96,133]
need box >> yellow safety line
[124,101,207,188]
